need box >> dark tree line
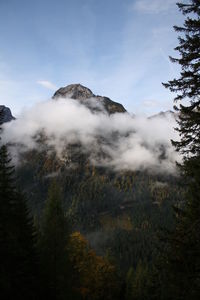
[160,1,200,299]
[0,113,38,298]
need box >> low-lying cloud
[2,97,181,173]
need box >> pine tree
[125,262,151,300]
[0,145,38,299]
[163,0,200,177]
[161,1,200,299]
[37,181,74,300]
[0,109,39,299]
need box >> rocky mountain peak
[0,105,15,125]
[52,83,127,114]
[53,84,94,100]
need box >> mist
[2,97,181,173]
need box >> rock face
[53,84,94,100]
[53,84,127,114]
[0,105,15,125]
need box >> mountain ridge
[53,83,127,114]
[0,105,15,125]
[0,84,175,125]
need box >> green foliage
[163,0,200,170]
[125,262,152,300]
[160,1,200,299]
[69,231,119,300]
[37,181,75,299]
[0,145,38,299]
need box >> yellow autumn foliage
[68,231,119,300]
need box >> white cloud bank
[2,97,181,174]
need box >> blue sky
[0,0,184,116]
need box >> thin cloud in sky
[37,80,57,91]
[132,0,175,14]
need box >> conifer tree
[162,1,200,299]
[163,0,200,177]
[37,181,74,300]
[0,109,38,299]
[0,145,38,299]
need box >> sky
[0,0,184,116]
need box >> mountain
[0,85,183,276]
[0,86,185,300]
[0,105,15,125]
[149,110,175,120]
[53,83,127,114]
